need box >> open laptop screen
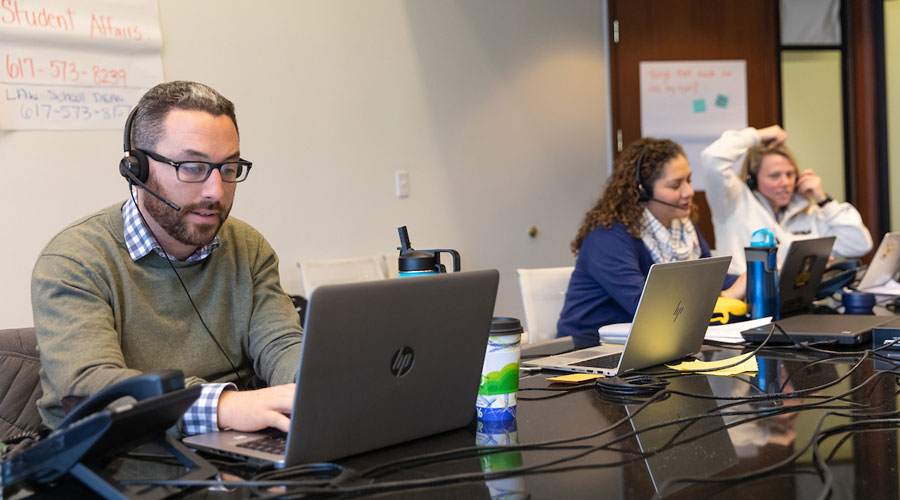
[778,236,834,317]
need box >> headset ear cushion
[120,149,149,183]
[119,156,135,180]
[746,173,756,190]
[637,182,650,201]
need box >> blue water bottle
[745,229,778,319]
[396,226,461,277]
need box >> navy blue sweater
[556,222,720,348]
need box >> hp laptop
[522,257,731,376]
[183,269,499,467]
[856,232,900,291]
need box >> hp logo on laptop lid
[390,346,415,377]
[673,299,684,323]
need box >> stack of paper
[704,317,773,343]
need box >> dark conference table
[330,343,900,500]
[9,342,900,499]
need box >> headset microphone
[120,163,182,212]
[648,198,686,210]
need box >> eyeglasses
[139,149,252,183]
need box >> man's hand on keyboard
[217,383,295,432]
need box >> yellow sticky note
[667,355,758,377]
[546,373,604,384]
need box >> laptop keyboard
[236,431,287,455]
[571,353,621,369]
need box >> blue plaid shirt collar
[122,197,221,262]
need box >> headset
[118,107,180,211]
[119,107,150,184]
[746,170,758,191]
[745,148,796,193]
[634,147,651,201]
[634,145,683,210]
[746,166,803,193]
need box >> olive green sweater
[32,202,303,428]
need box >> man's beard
[141,178,230,248]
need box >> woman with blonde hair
[557,138,741,348]
[698,125,872,275]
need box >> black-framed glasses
[139,149,252,183]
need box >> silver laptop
[183,269,499,467]
[857,232,900,291]
[523,257,730,376]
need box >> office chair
[297,255,389,297]
[516,266,575,344]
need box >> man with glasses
[32,81,302,436]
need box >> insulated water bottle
[745,229,778,319]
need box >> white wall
[0,0,611,329]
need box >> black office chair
[289,295,307,322]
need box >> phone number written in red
[5,54,127,87]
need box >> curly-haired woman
[557,138,742,348]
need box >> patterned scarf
[640,207,701,264]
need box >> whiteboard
[640,60,747,190]
[0,0,163,130]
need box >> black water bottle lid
[490,317,524,336]
[398,250,437,272]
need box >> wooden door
[608,0,781,248]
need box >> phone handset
[57,369,185,430]
[1,369,216,494]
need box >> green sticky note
[693,99,706,113]
[715,94,729,108]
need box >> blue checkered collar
[122,197,221,262]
